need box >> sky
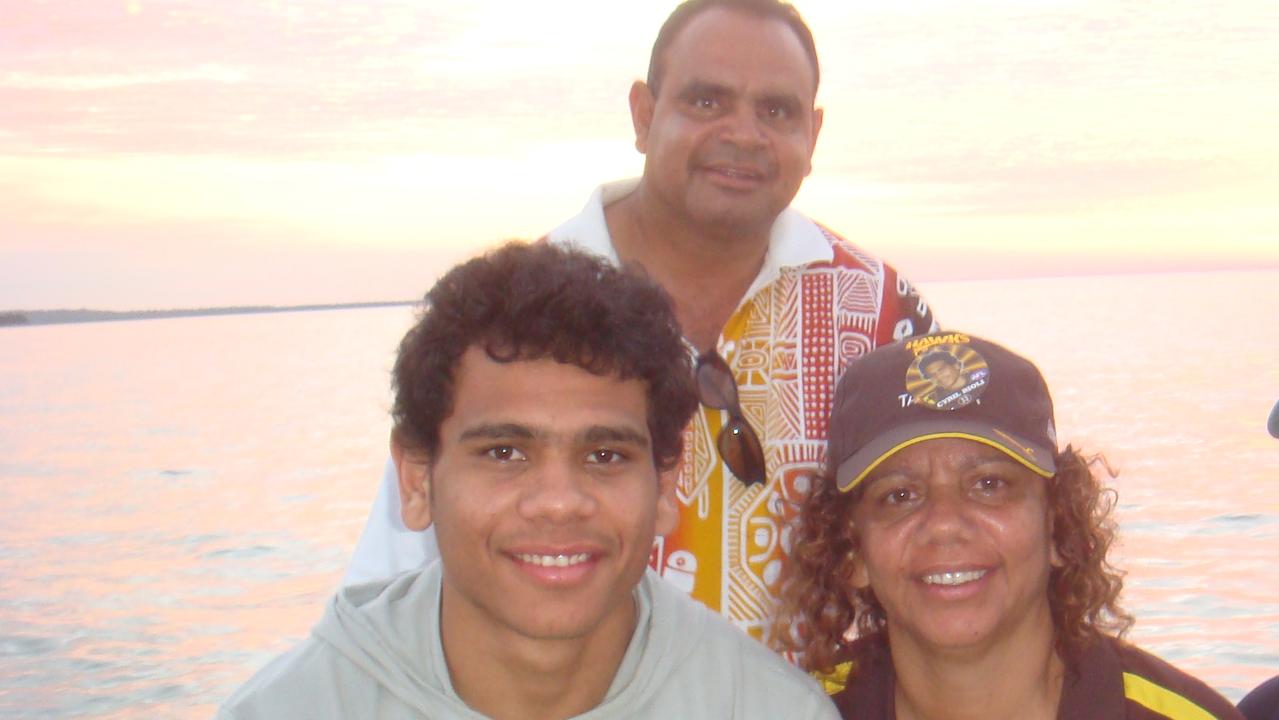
[2,0,1277,311]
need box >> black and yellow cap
[831,331,1059,493]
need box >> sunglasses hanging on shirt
[694,350,767,487]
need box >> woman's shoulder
[1074,635,1244,720]
[823,636,894,720]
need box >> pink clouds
[1,1,1276,310]
[0,1,628,159]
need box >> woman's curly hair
[770,445,1133,672]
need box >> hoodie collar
[316,565,705,718]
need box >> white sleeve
[341,455,439,586]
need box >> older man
[347,0,936,641]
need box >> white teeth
[517,553,590,567]
[923,569,986,586]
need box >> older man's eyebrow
[756,90,803,110]
[458,423,537,442]
[677,79,733,101]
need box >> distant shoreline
[5,265,1275,329]
[0,301,417,328]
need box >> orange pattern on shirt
[648,230,933,640]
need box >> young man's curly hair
[770,446,1134,673]
[391,240,698,472]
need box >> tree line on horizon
[0,301,417,329]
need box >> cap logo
[905,339,989,411]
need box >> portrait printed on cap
[905,340,990,411]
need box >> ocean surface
[1,269,1276,717]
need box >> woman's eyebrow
[956,453,1021,473]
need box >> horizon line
[4,264,1276,325]
[0,300,417,329]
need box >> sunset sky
[3,0,1276,310]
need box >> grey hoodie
[219,562,837,719]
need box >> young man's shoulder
[640,573,839,719]
[217,636,382,720]
[219,568,464,720]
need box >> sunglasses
[694,350,767,487]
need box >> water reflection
[2,274,1277,716]
[1,307,415,719]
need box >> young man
[348,0,937,641]
[220,242,838,719]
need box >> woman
[773,331,1242,720]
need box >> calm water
[1,270,1276,717]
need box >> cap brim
[835,418,1056,493]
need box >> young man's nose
[516,462,598,523]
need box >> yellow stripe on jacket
[1123,672,1219,720]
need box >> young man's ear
[654,465,680,537]
[629,80,656,154]
[391,431,433,532]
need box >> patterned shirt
[550,179,937,637]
